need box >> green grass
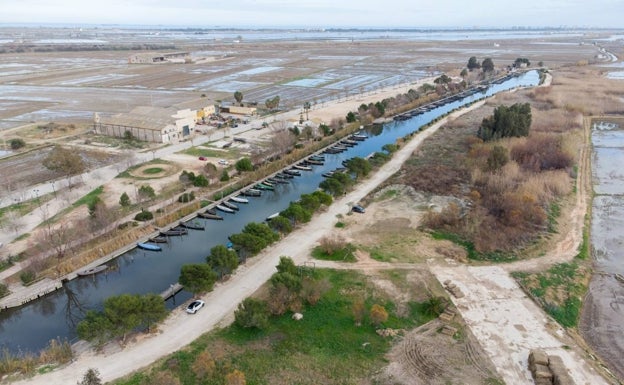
[376,189,399,201]
[334,221,345,228]
[430,231,516,262]
[183,147,228,159]
[113,269,436,385]
[547,201,561,233]
[72,186,104,209]
[142,167,164,175]
[369,248,394,262]
[311,244,356,262]
[512,261,587,328]
[0,193,54,220]
[116,159,172,178]
[12,233,30,242]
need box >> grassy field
[114,269,436,385]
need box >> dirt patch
[378,319,500,385]
[129,163,179,179]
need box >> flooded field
[0,27,605,130]
[581,120,624,380]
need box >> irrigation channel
[0,70,539,354]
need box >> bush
[20,270,36,285]
[119,192,131,207]
[477,103,532,141]
[220,170,230,182]
[370,304,388,326]
[134,209,154,221]
[193,174,209,187]
[138,185,156,200]
[0,282,9,298]
[178,192,196,203]
[235,157,254,172]
[234,297,269,329]
[9,138,25,150]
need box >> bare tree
[2,210,23,235]
[269,121,296,156]
[42,146,86,190]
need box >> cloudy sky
[0,0,621,28]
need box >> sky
[0,0,622,28]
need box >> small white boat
[230,196,249,204]
[615,273,624,284]
[216,204,235,213]
[293,164,312,171]
[77,265,108,276]
[266,212,280,221]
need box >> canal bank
[0,71,540,355]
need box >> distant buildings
[128,52,190,64]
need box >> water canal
[0,70,540,354]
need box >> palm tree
[234,91,243,106]
[303,101,311,121]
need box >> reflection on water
[0,71,540,354]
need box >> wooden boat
[342,139,358,146]
[206,208,217,215]
[150,236,168,243]
[230,196,249,204]
[160,228,188,236]
[241,188,262,196]
[309,155,325,161]
[350,133,368,141]
[255,183,274,191]
[266,212,280,221]
[276,172,294,179]
[179,221,205,230]
[322,171,335,178]
[216,204,235,213]
[283,169,301,176]
[221,201,239,211]
[261,180,275,186]
[77,265,108,276]
[615,273,624,284]
[323,147,342,154]
[137,242,162,251]
[273,177,289,184]
[198,212,224,220]
[305,158,324,165]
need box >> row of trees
[77,293,167,347]
[467,56,495,73]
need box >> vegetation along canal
[0,71,539,354]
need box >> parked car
[218,159,230,165]
[352,205,366,214]
[186,300,205,314]
[198,156,207,161]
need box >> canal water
[0,71,539,354]
[580,120,624,379]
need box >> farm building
[219,103,257,116]
[174,99,217,123]
[128,52,190,64]
[94,106,196,143]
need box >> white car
[186,300,205,314]
[218,159,230,165]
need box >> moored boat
[261,180,275,186]
[150,236,168,243]
[216,204,235,213]
[350,133,368,141]
[206,208,218,215]
[221,201,239,211]
[77,265,108,276]
[241,188,262,196]
[266,212,280,221]
[160,228,188,236]
[305,158,324,165]
[179,221,205,230]
[273,177,289,184]
[293,164,312,171]
[230,196,249,204]
[137,242,162,251]
[198,212,224,220]
[255,183,275,191]
[284,169,301,176]
[276,172,294,179]
[616,273,624,284]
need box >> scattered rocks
[291,312,303,321]
[376,328,403,338]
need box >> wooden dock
[160,283,184,300]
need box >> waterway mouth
[0,71,540,354]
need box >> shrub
[138,185,156,200]
[178,192,196,203]
[134,209,153,221]
[220,170,230,182]
[193,174,209,187]
[119,192,131,207]
[192,351,215,380]
[235,157,254,172]
[20,270,36,285]
[477,103,532,141]
[9,138,25,150]
[370,304,388,326]
[0,282,9,298]
[234,297,269,329]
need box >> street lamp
[50,181,56,198]
[33,189,41,208]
